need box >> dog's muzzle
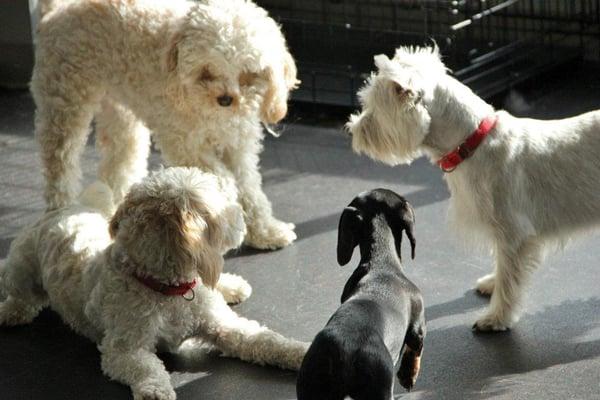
[217,95,233,107]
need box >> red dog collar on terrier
[135,275,197,299]
[437,115,499,173]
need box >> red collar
[437,115,498,172]
[134,275,197,297]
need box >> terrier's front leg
[100,331,175,400]
[475,271,496,296]
[227,146,296,250]
[473,239,543,332]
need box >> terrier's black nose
[217,95,233,107]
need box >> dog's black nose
[217,95,233,107]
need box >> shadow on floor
[0,295,597,400]
[410,296,600,400]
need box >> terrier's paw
[472,312,511,332]
[244,219,296,250]
[217,274,252,305]
[475,273,495,296]
[133,382,176,400]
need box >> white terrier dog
[347,46,600,332]
[32,0,298,250]
[0,167,308,400]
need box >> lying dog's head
[108,167,245,288]
[337,189,416,266]
[165,1,298,125]
[346,46,446,165]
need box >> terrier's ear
[391,201,416,261]
[391,81,414,100]
[374,54,392,71]
[337,206,363,266]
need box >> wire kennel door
[258,0,600,107]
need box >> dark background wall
[0,2,35,89]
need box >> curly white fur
[0,167,308,400]
[348,46,600,331]
[32,0,298,250]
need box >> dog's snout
[217,95,233,107]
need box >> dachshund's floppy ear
[391,200,416,261]
[337,206,363,266]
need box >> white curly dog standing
[32,0,298,249]
[0,167,308,400]
[347,46,600,332]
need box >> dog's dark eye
[198,67,216,83]
[239,71,259,86]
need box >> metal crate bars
[257,0,600,106]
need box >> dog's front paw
[397,347,421,391]
[244,219,296,250]
[217,274,252,305]
[472,312,511,332]
[475,273,495,296]
[133,382,176,400]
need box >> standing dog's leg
[475,267,496,296]
[95,98,150,205]
[32,78,103,209]
[398,315,425,391]
[224,141,296,250]
[473,238,543,331]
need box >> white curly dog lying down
[0,167,308,400]
[33,0,298,250]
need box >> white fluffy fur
[0,167,308,400]
[32,0,298,250]
[348,46,600,331]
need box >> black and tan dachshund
[297,189,425,400]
